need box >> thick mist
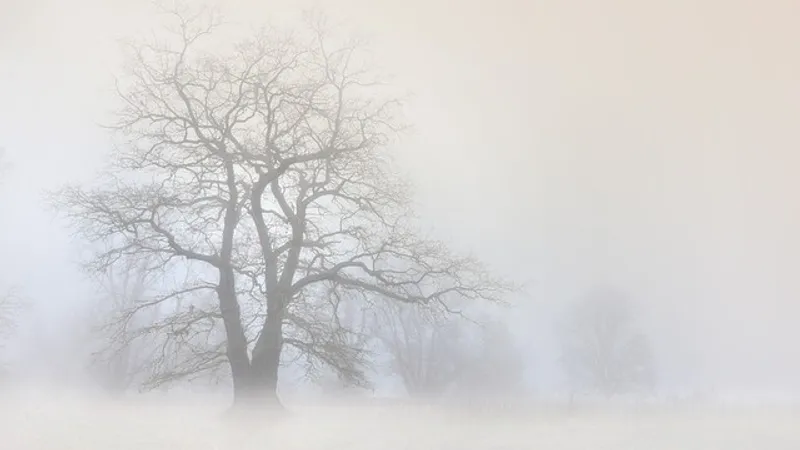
[2,0,800,447]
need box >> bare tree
[558,287,656,400]
[451,317,526,399]
[370,300,471,397]
[0,290,22,371]
[56,6,509,409]
[372,302,525,399]
[85,256,165,394]
[0,149,22,376]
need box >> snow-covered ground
[2,388,799,449]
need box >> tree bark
[217,267,255,406]
[247,294,285,407]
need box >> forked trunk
[229,301,285,411]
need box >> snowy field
[2,389,799,449]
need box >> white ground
[2,389,798,449]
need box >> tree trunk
[229,293,285,412]
[217,265,287,412]
[231,375,282,411]
[217,267,255,406]
[248,304,284,401]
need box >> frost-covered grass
[2,388,799,449]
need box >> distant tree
[0,290,22,372]
[371,301,524,399]
[0,149,22,375]
[86,256,164,394]
[369,300,469,397]
[451,317,526,399]
[558,287,656,399]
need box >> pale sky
[2,0,800,398]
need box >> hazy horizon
[3,0,800,403]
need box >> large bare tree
[56,7,508,409]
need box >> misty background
[2,0,800,401]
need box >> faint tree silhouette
[558,287,656,400]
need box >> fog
[2,0,800,447]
